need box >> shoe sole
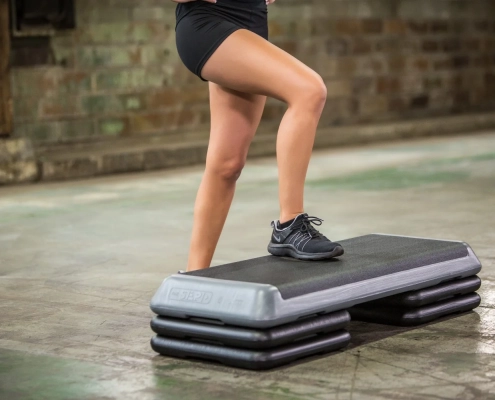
[267,243,344,261]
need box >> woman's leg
[187,83,267,271]
[188,28,332,270]
[201,29,327,226]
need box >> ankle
[186,266,210,272]
[279,211,304,225]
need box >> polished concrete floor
[1,131,494,400]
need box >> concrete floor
[1,131,494,400]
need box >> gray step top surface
[186,234,470,299]
[150,234,481,328]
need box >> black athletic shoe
[267,213,344,260]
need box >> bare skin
[172,0,327,271]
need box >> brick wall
[10,0,495,145]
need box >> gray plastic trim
[150,239,481,328]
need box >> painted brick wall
[10,0,495,144]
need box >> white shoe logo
[273,234,283,242]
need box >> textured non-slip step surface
[151,329,351,370]
[349,292,481,326]
[151,310,350,350]
[186,234,470,299]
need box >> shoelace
[295,215,327,240]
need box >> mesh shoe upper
[271,213,341,254]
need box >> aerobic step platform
[349,292,481,326]
[150,234,481,328]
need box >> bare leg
[276,90,325,224]
[187,84,266,271]
[201,30,327,224]
[188,29,327,270]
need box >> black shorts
[175,0,269,82]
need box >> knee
[292,75,327,113]
[208,158,245,183]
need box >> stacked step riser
[349,276,481,326]
[150,310,352,370]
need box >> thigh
[201,29,323,103]
[206,82,267,164]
